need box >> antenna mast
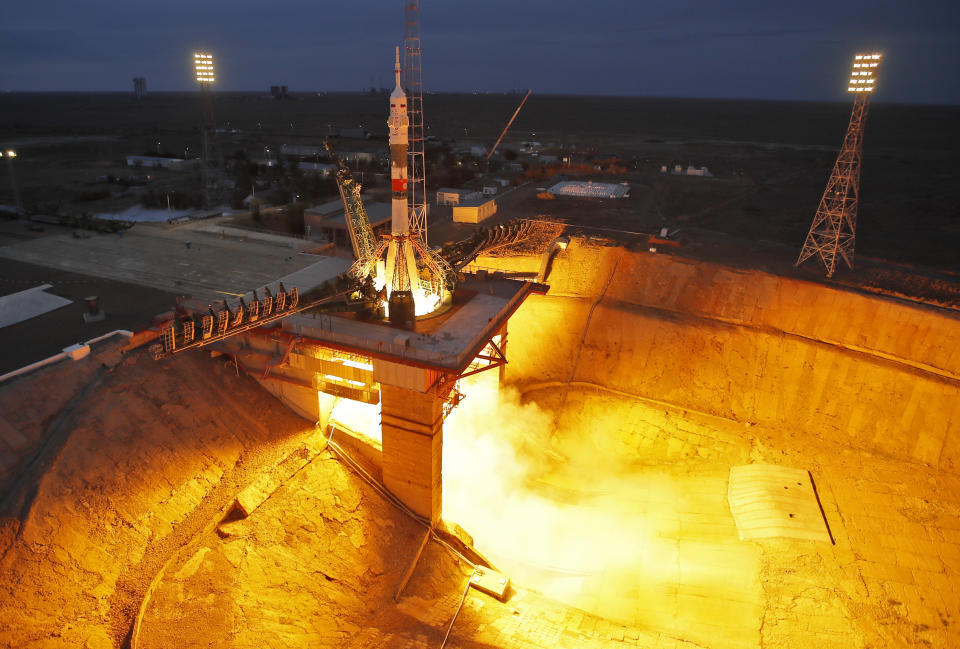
[796,52,882,277]
[404,1,428,245]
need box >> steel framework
[195,53,217,208]
[326,139,377,272]
[200,85,215,207]
[797,53,881,277]
[403,1,428,244]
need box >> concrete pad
[0,228,322,303]
[0,284,71,328]
[728,464,831,543]
[265,257,351,295]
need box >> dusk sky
[1,0,958,104]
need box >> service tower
[384,47,421,324]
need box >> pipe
[0,330,133,384]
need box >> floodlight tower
[194,52,216,207]
[1,150,23,215]
[403,1,428,244]
[796,53,882,277]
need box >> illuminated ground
[1,239,959,648]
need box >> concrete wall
[504,239,960,470]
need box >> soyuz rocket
[383,46,421,310]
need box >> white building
[436,188,481,206]
[453,197,497,224]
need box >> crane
[487,90,531,161]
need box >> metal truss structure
[403,1,429,243]
[797,53,882,278]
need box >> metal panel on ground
[728,464,832,543]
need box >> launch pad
[203,271,544,523]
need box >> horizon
[1,89,958,109]
[1,1,958,104]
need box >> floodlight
[194,52,215,84]
[848,52,881,93]
[3,150,15,157]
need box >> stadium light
[194,52,215,84]
[848,52,882,93]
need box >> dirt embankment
[0,349,315,648]
[499,239,960,470]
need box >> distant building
[270,85,289,100]
[132,77,147,100]
[340,151,378,165]
[297,162,336,177]
[303,197,391,245]
[453,197,497,224]
[664,164,713,178]
[436,188,481,206]
[280,144,327,158]
[126,155,184,169]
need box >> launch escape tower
[796,53,882,278]
[194,52,216,207]
[404,1,428,244]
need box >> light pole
[1,150,23,216]
[194,51,216,207]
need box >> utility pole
[796,53,882,278]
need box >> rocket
[387,46,410,236]
[384,47,421,299]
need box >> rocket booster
[387,46,409,236]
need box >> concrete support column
[380,383,443,524]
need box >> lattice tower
[796,53,882,277]
[200,85,215,207]
[195,52,218,208]
[403,1,428,244]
